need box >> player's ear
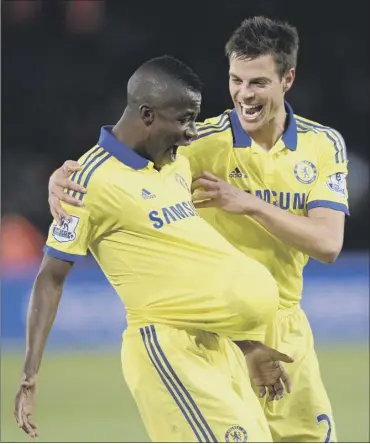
[282,68,295,93]
[139,105,155,126]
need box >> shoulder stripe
[297,120,340,163]
[295,117,347,163]
[79,144,101,165]
[196,113,229,133]
[196,123,231,140]
[67,146,101,196]
[70,147,106,198]
[78,152,112,201]
[67,146,103,196]
[296,124,311,133]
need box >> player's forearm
[22,255,73,379]
[247,199,340,263]
[22,272,64,379]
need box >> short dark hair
[225,16,299,78]
[140,55,203,93]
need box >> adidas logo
[141,188,156,199]
[229,167,248,178]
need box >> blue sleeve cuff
[307,200,350,215]
[43,246,87,263]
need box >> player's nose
[240,84,255,99]
[183,126,198,145]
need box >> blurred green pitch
[1,347,368,442]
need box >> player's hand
[14,376,38,438]
[244,342,294,401]
[191,172,258,214]
[48,160,86,225]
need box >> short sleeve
[44,203,95,262]
[307,129,349,215]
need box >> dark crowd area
[2,0,369,250]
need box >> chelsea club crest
[225,426,248,443]
[294,160,317,184]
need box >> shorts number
[316,414,332,443]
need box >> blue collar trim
[230,101,297,150]
[97,126,149,170]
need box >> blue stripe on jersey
[296,124,310,133]
[43,245,86,262]
[196,123,231,141]
[296,120,342,163]
[307,200,350,215]
[150,325,218,442]
[140,327,205,442]
[196,113,229,133]
[67,146,102,196]
[295,118,347,163]
[71,148,106,198]
[78,152,112,201]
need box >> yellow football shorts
[122,323,272,442]
[261,306,337,442]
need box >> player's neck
[249,106,287,152]
[112,113,147,155]
[112,114,162,170]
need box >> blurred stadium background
[1,0,369,442]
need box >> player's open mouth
[239,103,264,121]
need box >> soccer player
[188,18,348,443]
[49,17,349,442]
[14,55,293,443]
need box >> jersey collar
[229,101,298,151]
[97,126,150,170]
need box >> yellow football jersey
[179,102,349,308]
[45,126,278,340]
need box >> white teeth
[241,104,258,109]
[240,103,263,121]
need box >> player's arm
[192,133,349,263]
[48,151,202,223]
[15,194,94,437]
[48,128,207,221]
[14,255,73,438]
[247,134,349,262]
[23,255,73,377]
[193,171,345,263]
[48,160,85,224]
[246,204,344,263]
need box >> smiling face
[229,54,295,134]
[142,88,201,168]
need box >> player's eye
[231,77,242,84]
[253,80,269,88]
[178,115,195,125]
